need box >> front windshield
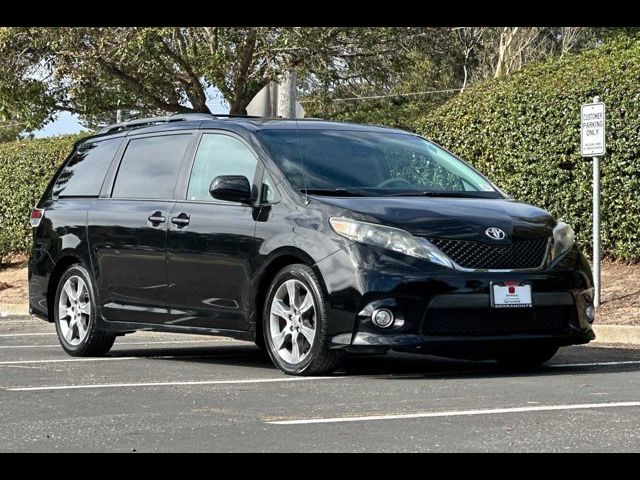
[256,128,501,197]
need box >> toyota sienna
[28,114,596,375]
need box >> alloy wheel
[58,275,91,346]
[269,279,316,365]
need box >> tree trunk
[191,103,212,113]
[461,64,468,92]
[228,79,272,116]
[495,27,518,78]
[229,101,249,116]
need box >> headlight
[329,217,454,268]
[552,222,575,259]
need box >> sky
[33,86,230,138]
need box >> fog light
[585,305,595,322]
[372,308,394,328]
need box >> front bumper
[315,242,595,353]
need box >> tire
[53,264,115,357]
[263,264,340,375]
[494,344,559,369]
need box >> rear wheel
[494,344,559,369]
[54,264,115,357]
[263,264,340,375]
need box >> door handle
[148,212,166,225]
[171,212,190,227]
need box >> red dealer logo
[503,281,519,295]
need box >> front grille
[422,306,575,336]
[428,237,549,270]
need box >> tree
[302,28,466,129]
[466,27,605,80]
[0,27,284,126]
[453,27,488,91]
[0,122,23,142]
[0,26,619,133]
[303,27,613,131]
[0,27,412,130]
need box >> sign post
[581,96,605,307]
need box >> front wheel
[494,344,559,369]
[54,264,116,357]
[263,264,340,375]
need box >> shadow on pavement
[106,342,640,380]
[111,343,274,369]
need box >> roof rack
[96,112,263,135]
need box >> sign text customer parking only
[581,102,606,156]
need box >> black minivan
[28,114,595,375]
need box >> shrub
[417,37,640,262]
[0,134,83,260]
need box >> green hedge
[0,134,83,260]
[417,38,640,262]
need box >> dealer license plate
[491,281,532,308]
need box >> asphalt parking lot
[1,316,639,452]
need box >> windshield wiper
[302,188,500,198]
[302,188,370,197]
[383,190,499,198]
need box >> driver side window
[187,133,258,202]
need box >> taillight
[30,208,45,228]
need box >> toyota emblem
[485,227,506,240]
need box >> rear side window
[53,138,121,197]
[112,134,192,200]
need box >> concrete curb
[1,303,639,345]
[0,303,29,317]
[592,325,640,346]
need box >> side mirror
[209,175,252,203]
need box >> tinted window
[257,129,500,197]
[53,139,121,197]
[187,134,258,202]
[112,135,191,199]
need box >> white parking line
[267,401,640,425]
[7,376,343,392]
[0,333,56,337]
[0,357,140,365]
[550,360,640,368]
[0,339,218,349]
[0,352,250,365]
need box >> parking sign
[581,102,606,157]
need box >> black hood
[312,196,556,243]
